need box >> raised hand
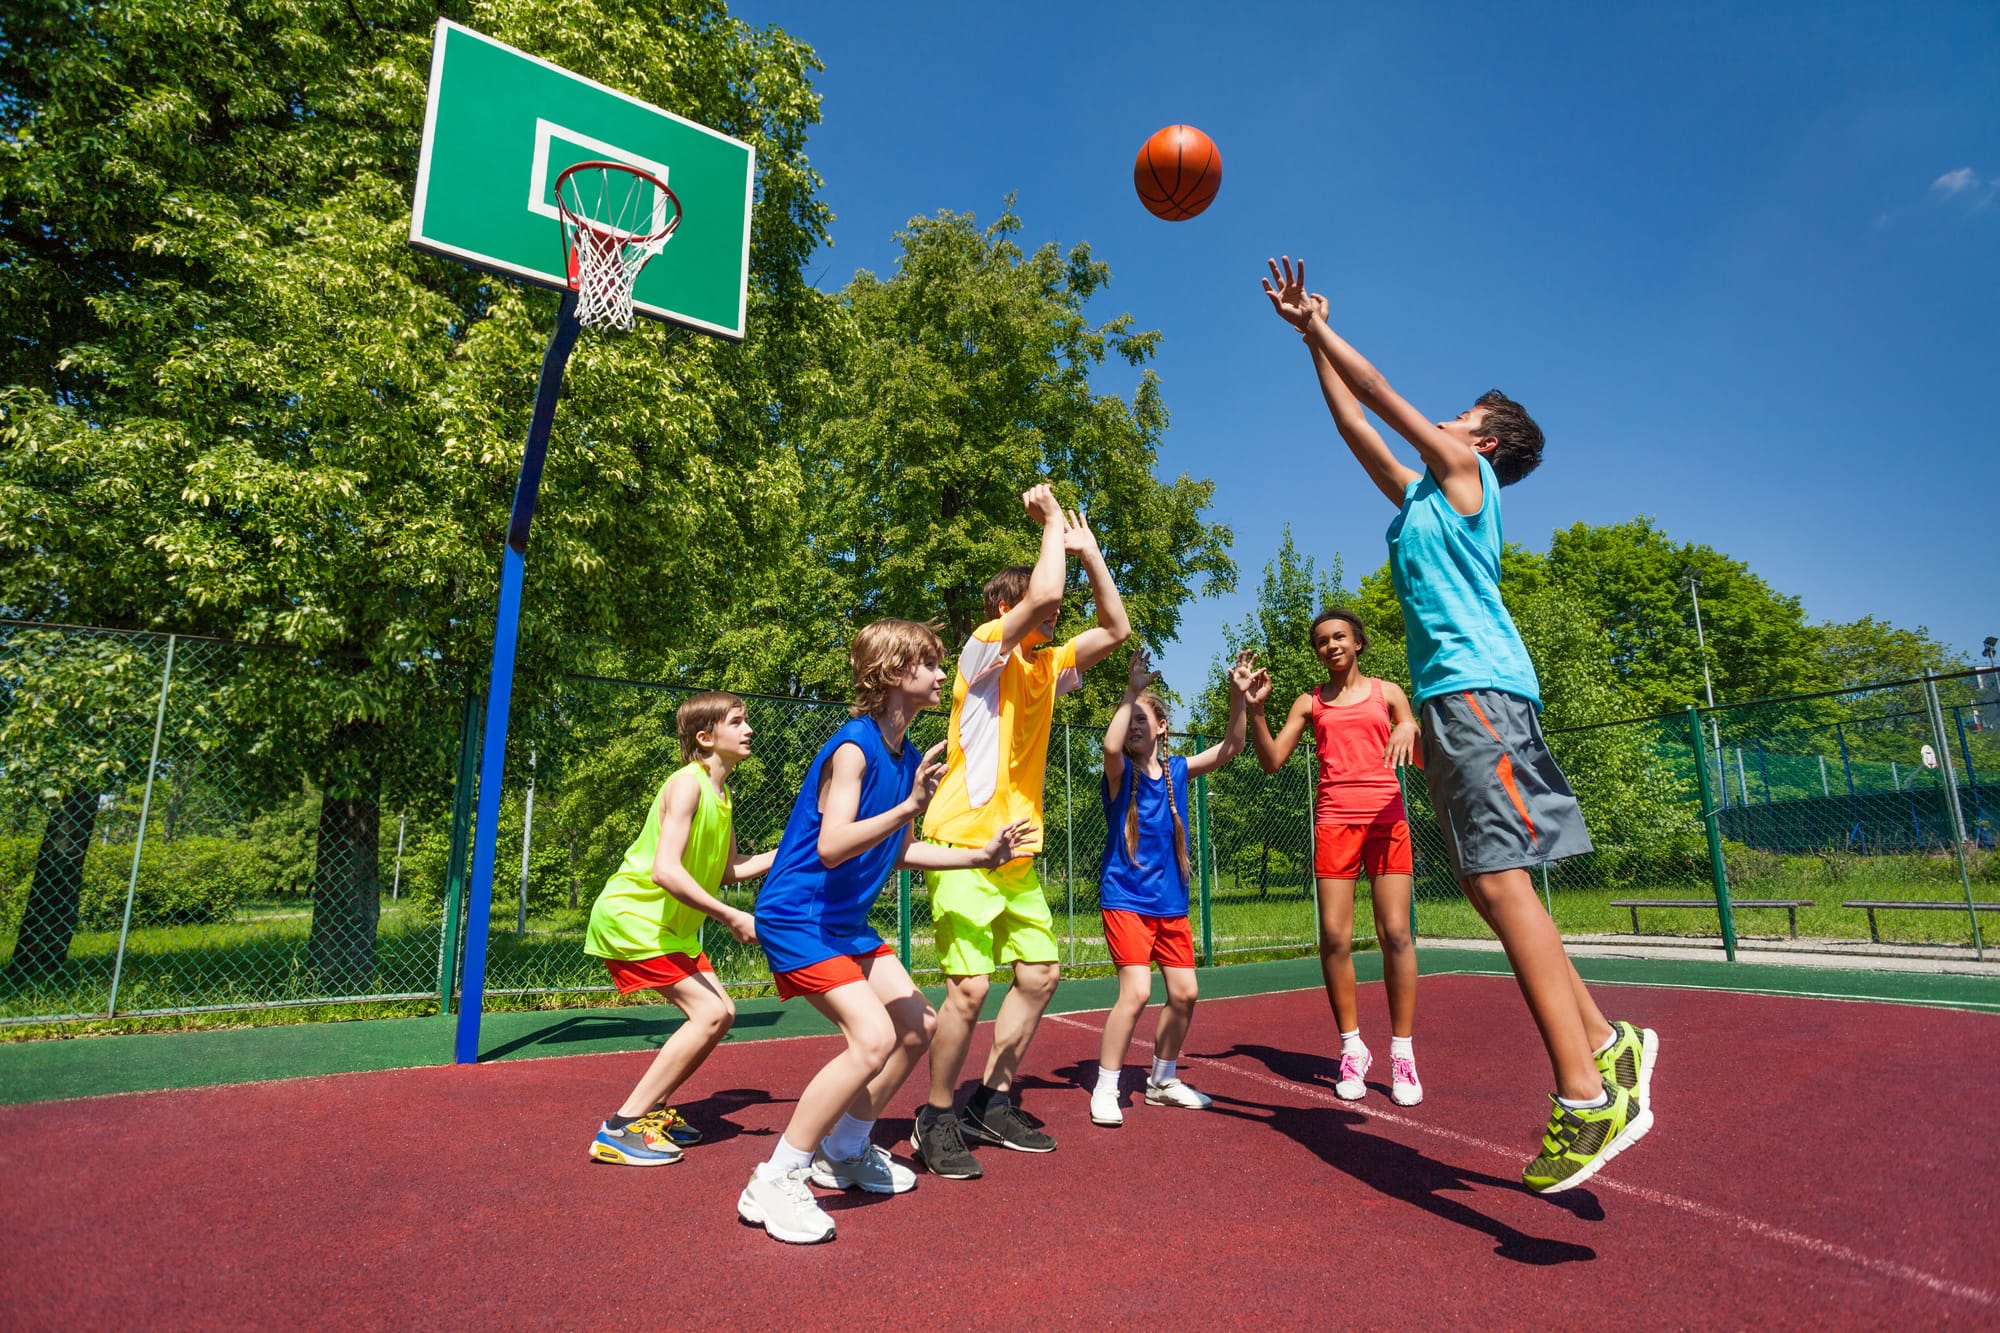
[1227,649,1258,695]
[1022,482,1063,525]
[1060,507,1101,558]
[977,818,1038,867]
[1127,643,1160,694]
[1261,256,1314,329]
[1243,666,1273,709]
[1309,291,1331,322]
[905,740,949,817]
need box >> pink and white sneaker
[1390,1053,1423,1106]
[1334,1047,1372,1100]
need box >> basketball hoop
[554,160,682,331]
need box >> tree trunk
[7,788,98,980]
[306,735,383,993]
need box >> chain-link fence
[4,620,1994,1027]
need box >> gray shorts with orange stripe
[1417,689,1593,879]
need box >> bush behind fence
[3,621,1994,1025]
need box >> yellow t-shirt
[923,619,1082,854]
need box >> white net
[571,225,649,331]
[555,162,678,332]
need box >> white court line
[1045,1012,1998,1311]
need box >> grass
[3,852,1990,1037]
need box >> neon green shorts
[930,858,1059,977]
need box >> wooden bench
[1611,897,1816,938]
[1842,899,2000,943]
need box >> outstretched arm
[1187,651,1254,778]
[1061,509,1133,672]
[1243,662,1313,775]
[1264,256,1485,515]
[815,741,945,868]
[896,820,1036,871]
[1290,284,1419,507]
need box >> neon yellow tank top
[583,763,732,961]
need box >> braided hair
[1122,691,1192,884]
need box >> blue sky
[742,0,1998,691]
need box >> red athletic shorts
[1100,909,1196,970]
[603,951,714,994]
[773,942,897,1000]
[1313,821,1413,880]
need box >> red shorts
[1100,910,1197,970]
[1313,821,1413,880]
[773,942,897,1000]
[603,952,714,994]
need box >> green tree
[0,0,832,987]
[1545,518,1828,713]
[670,201,1236,714]
[1815,617,1962,688]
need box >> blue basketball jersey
[1097,755,1191,918]
[755,715,919,973]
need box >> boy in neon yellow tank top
[584,691,774,1166]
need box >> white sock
[1390,1036,1414,1061]
[1592,1027,1618,1056]
[1557,1089,1611,1111]
[1150,1056,1177,1085]
[768,1137,814,1172]
[1094,1064,1122,1097]
[822,1113,873,1161]
[1340,1029,1366,1057]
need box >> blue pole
[455,291,582,1065]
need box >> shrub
[78,837,251,929]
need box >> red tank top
[1311,678,1407,825]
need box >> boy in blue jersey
[1263,260,1657,1195]
[736,619,1032,1245]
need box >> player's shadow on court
[666,1087,788,1147]
[1207,1045,1601,1264]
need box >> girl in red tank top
[1245,609,1425,1106]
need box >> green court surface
[2,948,1993,1107]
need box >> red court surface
[4,974,1995,1329]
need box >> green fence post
[438,694,482,1012]
[1196,752,1214,967]
[1688,706,1738,961]
[897,870,912,969]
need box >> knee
[1015,963,1060,1004]
[898,1000,938,1052]
[710,1002,736,1037]
[689,997,733,1039]
[851,1018,896,1072]
[946,976,990,1018]
[1320,930,1353,958]
[1378,922,1414,954]
[1115,974,1151,1011]
[1166,979,1199,1011]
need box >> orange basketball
[1134,125,1222,221]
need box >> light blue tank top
[1385,455,1541,707]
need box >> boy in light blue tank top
[1262,259,1658,1197]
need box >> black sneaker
[961,1095,1057,1153]
[911,1106,983,1180]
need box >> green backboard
[410,20,754,341]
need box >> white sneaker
[811,1142,916,1195]
[1335,1046,1372,1101]
[1390,1053,1423,1106]
[1089,1090,1124,1126]
[737,1162,835,1244]
[1144,1077,1212,1110]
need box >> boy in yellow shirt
[914,483,1131,1177]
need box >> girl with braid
[1087,646,1253,1127]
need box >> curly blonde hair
[850,619,945,717]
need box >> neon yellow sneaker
[634,1105,702,1146]
[1522,1082,1652,1194]
[1594,1021,1659,1112]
